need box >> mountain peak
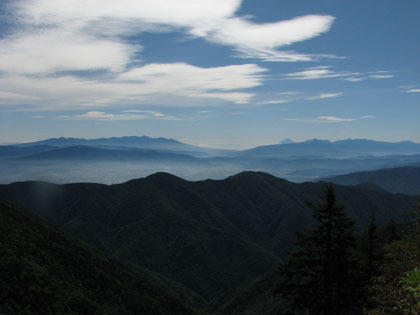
[279,138,294,144]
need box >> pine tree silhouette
[277,184,361,315]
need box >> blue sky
[0,0,419,148]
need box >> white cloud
[204,15,336,62]
[277,91,300,96]
[0,91,39,101]
[317,116,355,122]
[193,92,255,104]
[284,66,361,80]
[369,74,394,79]
[306,92,343,100]
[14,0,241,29]
[407,89,420,93]
[342,77,364,82]
[284,66,394,81]
[78,111,147,120]
[0,63,266,109]
[284,115,374,123]
[75,110,181,121]
[117,63,267,104]
[118,63,265,91]
[0,28,135,74]
[2,0,336,77]
[0,0,339,112]
[257,100,289,105]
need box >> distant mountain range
[15,136,420,157]
[322,165,420,195]
[0,171,416,301]
[17,136,233,157]
[1,136,420,184]
[238,138,420,158]
[18,135,192,150]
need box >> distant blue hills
[13,136,420,158]
[18,135,196,151]
[16,135,233,158]
[1,136,420,184]
[239,138,420,158]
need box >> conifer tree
[277,184,361,315]
[365,211,379,282]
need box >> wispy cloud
[306,92,343,100]
[284,66,350,80]
[257,100,289,105]
[73,110,181,121]
[369,74,394,79]
[285,115,375,123]
[399,85,420,93]
[318,116,355,122]
[277,92,300,96]
[216,15,337,62]
[0,91,40,101]
[284,66,394,81]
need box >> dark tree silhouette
[365,211,380,281]
[277,184,361,315]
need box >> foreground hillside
[0,200,200,315]
[323,165,420,195]
[0,171,417,301]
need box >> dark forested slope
[0,172,417,300]
[322,166,420,195]
[0,200,201,315]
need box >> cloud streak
[284,115,375,123]
[257,100,289,105]
[73,110,181,121]
[284,66,394,81]
[306,92,343,100]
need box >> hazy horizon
[2,135,420,151]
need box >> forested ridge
[0,172,419,314]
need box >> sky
[0,0,419,149]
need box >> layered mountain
[0,200,201,315]
[238,139,420,159]
[322,165,420,195]
[18,136,195,150]
[0,145,57,159]
[16,136,233,157]
[0,172,416,300]
[2,137,420,184]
